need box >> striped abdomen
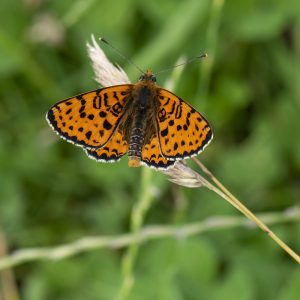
[127,108,145,167]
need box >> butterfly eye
[151,76,156,82]
[139,74,145,81]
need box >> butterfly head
[139,69,157,83]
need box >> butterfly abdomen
[128,85,154,167]
[128,116,144,167]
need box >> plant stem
[0,231,20,300]
[0,207,298,271]
[198,0,224,102]
[117,167,154,300]
[192,158,300,264]
[61,0,97,28]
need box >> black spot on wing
[161,127,168,137]
[85,131,92,140]
[103,119,112,130]
[99,111,107,118]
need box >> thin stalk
[0,207,298,271]
[192,158,300,264]
[117,167,154,300]
[198,0,224,102]
[61,0,97,28]
[0,231,20,300]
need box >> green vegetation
[0,0,299,299]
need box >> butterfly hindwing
[155,89,213,160]
[47,84,133,149]
[85,130,128,162]
[141,135,175,169]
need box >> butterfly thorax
[127,72,158,167]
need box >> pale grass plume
[162,161,207,187]
[87,35,130,87]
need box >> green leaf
[278,269,300,300]
[211,266,254,300]
[233,11,287,41]
[128,0,210,75]
[177,238,218,298]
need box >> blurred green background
[0,0,300,299]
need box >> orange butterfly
[46,70,213,170]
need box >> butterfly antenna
[100,38,144,74]
[155,53,208,75]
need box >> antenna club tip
[198,53,208,59]
[99,37,108,44]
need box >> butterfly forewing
[155,89,213,160]
[47,85,133,149]
[85,130,128,162]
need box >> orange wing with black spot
[85,130,128,162]
[155,89,213,160]
[46,85,133,149]
[140,135,175,169]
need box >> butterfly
[46,70,213,170]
